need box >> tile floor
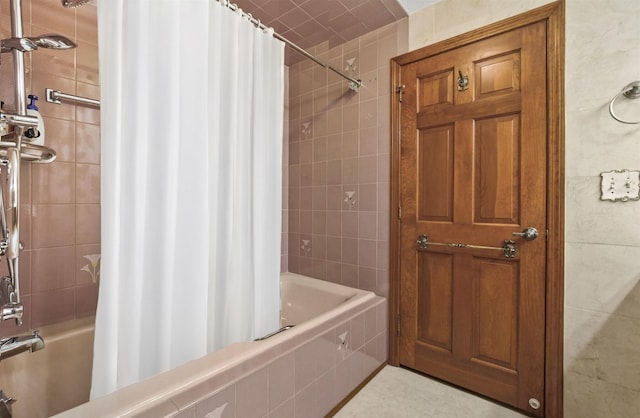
[333,366,530,418]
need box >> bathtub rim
[54,273,383,418]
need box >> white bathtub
[2,272,387,417]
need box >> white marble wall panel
[408,0,549,51]
[565,0,640,177]
[566,243,640,318]
[565,176,640,246]
[565,371,640,418]
[565,306,640,390]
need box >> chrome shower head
[29,34,77,50]
[61,0,89,8]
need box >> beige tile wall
[287,19,408,297]
[408,0,640,417]
[0,0,100,337]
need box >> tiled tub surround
[55,273,387,418]
[287,19,409,298]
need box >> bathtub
[3,272,387,417]
[0,316,95,417]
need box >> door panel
[474,115,520,223]
[471,257,518,371]
[418,70,455,110]
[418,125,454,221]
[475,52,521,99]
[398,21,547,416]
[417,252,454,351]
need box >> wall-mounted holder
[600,169,640,202]
[45,88,100,107]
[608,81,640,124]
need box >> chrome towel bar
[45,88,100,107]
[416,234,518,259]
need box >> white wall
[407,1,640,417]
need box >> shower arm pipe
[217,0,362,91]
[45,88,100,107]
[0,161,8,249]
[10,0,26,114]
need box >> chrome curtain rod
[215,0,362,91]
[45,88,100,107]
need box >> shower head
[29,34,77,50]
[61,0,90,7]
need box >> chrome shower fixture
[61,0,90,7]
[30,34,77,50]
[0,37,37,53]
[1,34,76,53]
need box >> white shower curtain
[92,0,284,398]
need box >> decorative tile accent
[301,239,312,255]
[80,254,101,283]
[344,57,358,73]
[338,330,349,352]
[204,402,229,418]
[344,191,357,207]
[302,121,312,138]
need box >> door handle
[512,227,539,241]
[416,234,518,258]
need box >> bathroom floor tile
[333,366,528,418]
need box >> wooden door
[398,21,547,416]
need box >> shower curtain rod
[216,0,362,92]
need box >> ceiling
[232,0,439,64]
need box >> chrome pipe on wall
[6,0,26,325]
[0,1,73,327]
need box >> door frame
[388,2,565,417]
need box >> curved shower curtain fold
[92,0,284,399]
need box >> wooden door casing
[389,4,565,418]
[397,20,547,416]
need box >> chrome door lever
[512,227,539,241]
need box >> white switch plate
[600,169,640,202]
